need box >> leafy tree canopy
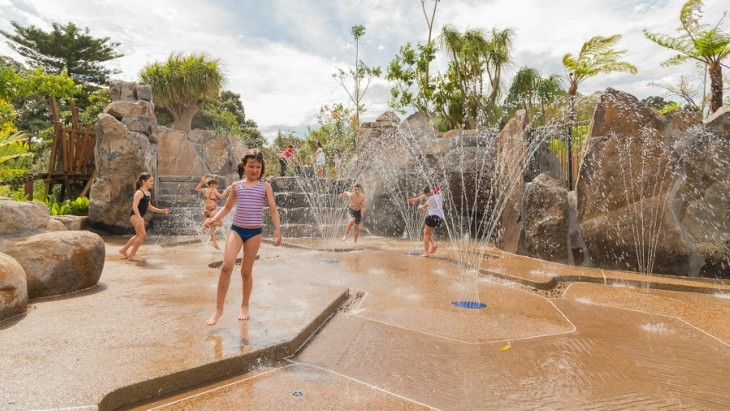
[0,21,122,89]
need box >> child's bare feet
[211,241,220,250]
[420,253,430,258]
[206,310,223,326]
[430,244,438,254]
[118,249,129,259]
[238,305,249,321]
[341,236,347,242]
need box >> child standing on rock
[204,149,282,325]
[408,184,444,257]
[119,172,170,261]
[339,183,367,243]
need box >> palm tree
[484,27,515,124]
[644,0,730,114]
[140,53,226,132]
[563,34,637,188]
[439,25,514,128]
[506,66,563,124]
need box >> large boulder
[89,113,153,233]
[518,173,569,263]
[0,200,49,235]
[0,252,27,321]
[672,118,730,277]
[0,231,105,298]
[103,100,155,121]
[496,110,530,252]
[356,112,403,169]
[157,127,207,176]
[577,88,688,274]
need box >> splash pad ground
[1,236,729,410]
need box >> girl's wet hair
[237,149,266,180]
[423,185,432,195]
[207,179,218,186]
[135,172,152,190]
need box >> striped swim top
[232,180,266,227]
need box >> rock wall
[504,88,728,278]
[89,81,248,234]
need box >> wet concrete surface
[0,236,347,410]
[3,235,730,409]
[139,237,730,410]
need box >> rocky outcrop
[0,231,105,298]
[496,110,530,253]
[671,108,730,277]
[518,173,569,263]
[157,128,247,179]
[51,215,88,231]
[90,80,249,234]
[0,252,27,321]
[575,89,688,275]
[89,113,154,234]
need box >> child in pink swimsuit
[196,176,229,249]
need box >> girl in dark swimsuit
[119,172,170,261]
[195,176,230,249]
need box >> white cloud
[1,0,728,137]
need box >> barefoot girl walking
[119,172,170,261]
[204,150,282,325]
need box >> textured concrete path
[137,237,730,410]
[0,237,347,410]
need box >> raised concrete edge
[97,288,349,411]
[479,268,730,295]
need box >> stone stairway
[150,175,228,236]
[266,177,354,238]
[149,175,354,238]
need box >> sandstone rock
[576,88,686,274]
[103,100,155,121]
[109,80,137,102]
[122,116,156,137]
[402,111,431,131]
[205,135,230,175]
[703,106,730,136]
[0,200,49,235]
[518,173,569,263]
[496,110,529,252]
[376,111,400,124]
[157,128,207,176]
[443,129,459,139]
[664,110,700,147]
[136,84,153,102]
[0,252,27,321]
[89,114,152,233]
[188,129,217,145]
[673,124,730,277]
[580,195,689,275]
[0,231,105,298]
[45,219,67,231]
[51,215,88,231]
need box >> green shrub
[44,195,89,216]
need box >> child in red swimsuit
[196,176,230,249]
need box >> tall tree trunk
[173,108,198,132]
[566,89,576,190]
[708,61,723,114]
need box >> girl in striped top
[203,149,282,325]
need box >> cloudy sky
[0,0,727,138]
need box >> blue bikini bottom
[231,226,263,242]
